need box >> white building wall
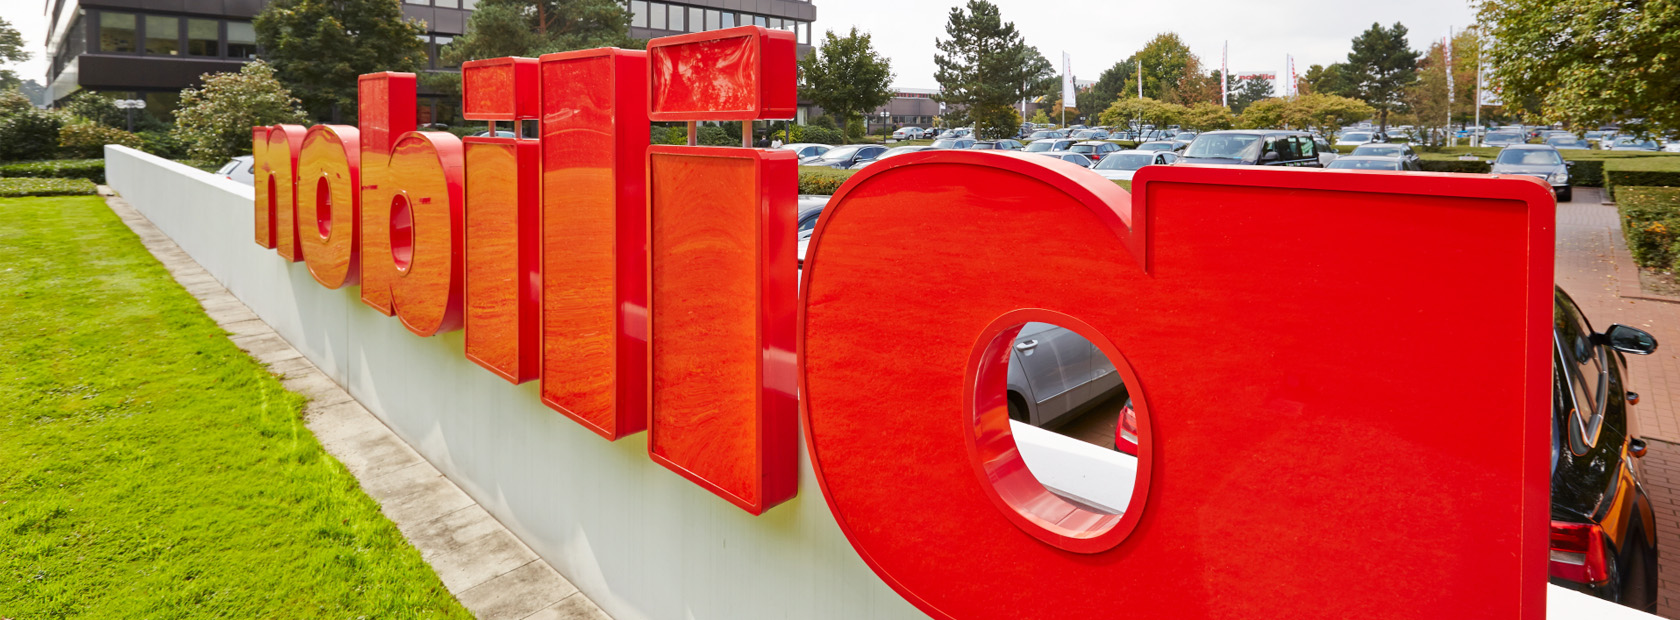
[103,146,924,620]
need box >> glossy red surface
[265,124,306,262]
[297,125,362,289]
[462,57,539,121]
[358,72,417,316]
[464,137,540,383]
[646,26,796,121]
[252,126,274,248]
[537,48,649,439]
[799,152,1554,618]
[647,145,798,514]
[386,131,465,337]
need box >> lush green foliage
[445,0,636,63]
[58,123,144,159]
[0,107,64,162]
[137,130,188,159]
[1402,29,1482,140]
[1618,187,1680,270]
[1232,94,1374,134]
[1120,33,1220,106]
[1606,157,1680,199]
[933,0,1055,138]
[1228,75,1273,114]
[1301,63,1357,98]
[769,124,844,146]
[0,196,473,619]
[0,178,97,196]
[799,27,895,144]
[1345,22,1420,129]
[657,124,737,147]
[1098,97,1182,130]
[172,61,308,163]
[0,159,106,183]
[799,166,854,195]
[255,0,428,120]
[1479,0,1680,134]
[0,17,29,90]
[61,92,126,129]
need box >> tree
[254,0,428,121]
[172,61,308,163]
[1404,30,1481,143]
[1345,22,1420,131]
[932,0,1056,139]
[444,0,636,64]
[1228,75,1273,113]
[1118,33,1201,104]
[1288,93,1375,135]
[1029,109,1051,126]
[1236,98,1290,129]
[798,28,894,144]
[1300,63,1357,98]
[1180,102,1235,132]
[1479,0,1680,135]
[1087,61,1134,117]
[1098,97,1184,130]
[62,92,125,128]
[0,17,29,91]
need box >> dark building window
[100,12,137,53]
[144,15,180,56]
[227,22,257,59]
[186,19,219,57]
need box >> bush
[799,166,855,195]
[58,123,145,158]
[0,177,98,197]
[0,89,34,117]
[800,126,844,145]
[1606,157,1680,200]
[0,159,107,183]
[659,125,737,147]
[137,130,187,159]
[62,91,126,128]
[173,60,307,163]
[1618,187,1680,270]
[1419,158,1491,174]
[0,108,63,161]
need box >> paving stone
[221,318,270,338]
[265,355,315,377]
[205,303,260,326]
[526,594,613,620]
[279,370,353,407]
[429,529,542,593]
[401,505,507,556]
[303,401,386,446]
[377,472,479,527]
[331,430,427,480]
[455,560,579,620]
[229,333,303,364]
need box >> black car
[1178,130,1326,167]
[1550,287,1659,612]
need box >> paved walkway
[100,188,610,620]
[1555,187,1680,618]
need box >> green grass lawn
[0,196,470,619]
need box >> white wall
[105,146,1655,620]
[104,146,924,620]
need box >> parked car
[1483,129,1529,147]
[970,139,1024,151]
[1348,143,1423,170]
[216,155,255,186]
[1608,137,1661,152]
[1491,144,1573,201]
[1549,286,1659,613]
[930,137,976,150]
[1024,139,1077,153]
[1178,130,1326,167]
[801,144,887,169]
[1007,322,1124,430]
[780,142,832,159]
[1091,150,1174,181]
[1325,156,1409,171]
[1310,134,1340,167]
[1070,129,1110,140]
[935,128,974,140]
[1334,130,1387,146]
[796,194,830,268]
[1547,136,1595,150]
[891,126,928,140]
[1068,140,1122,163]
[1038,151,1094,167]
[1135,140,1179,152]
[850,145,934,170]
[1026,130,1069,141]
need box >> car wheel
[1624,517,1658,613]
[1559,187,1573,203]
[1007,394,1028,423]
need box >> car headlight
[1551,171,1569,184]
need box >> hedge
[0,177,98,197]
[0,159,106,184]
[1419,155,1491,174]
[1606,157,1680,200]
[1618,187,1680,270]
[799,166,854,195]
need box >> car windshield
[1175,133,1196,140]
[1183,134,1262,159]
[1496,149,1563,165]
[1027,131,1052,140]
[931,139,961,149]
[1024,141,1058,152]
[1352,145,1403,157]
[1329,159,1401,170]
[1341,132,1371,142]
[816,145,866,162]
[1069,144,1100,154]
[1487,131,1524,142]
[1137,142,1173,151]
[878,146,924,159]
[1094,153,1154,171]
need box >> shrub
[62,91,126,128]
[799,166,854,195]
[137,130,187,159]
[0,159,107,183]
[173,60,307,163]
[659,125,736,147]
[1606,156,1680,200]
[0,89,34,117]
[799,126,844,145]
[0,107,63,161]
[58,123,145,158]
[1618,187,1680,270]
[1419,158,1491,174]
[0,177,98,197]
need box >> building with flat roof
[39,0,815,127]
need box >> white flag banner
[1062,52,1077,110]
[1445,32,1455,103]
[1221,41,1229,107]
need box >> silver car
[216,155,255,186]
[1007,323,1125,429]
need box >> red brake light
[1115,402,1138,456]
[1548,521,1609,585]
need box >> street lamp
[113,99,146,132]
[880,109,890,141]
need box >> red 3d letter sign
[645,27,799,514]
[798,155,1556,618]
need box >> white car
[1091,150,1174,182]
[779,142,831,159]
[891,127,927,140]
[1334,131,1385,146]
[215,155,255,186]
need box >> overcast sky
[2,0,1479,93]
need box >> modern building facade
[39,0,815,126]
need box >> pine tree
[1345,22,1420,131]
[1228,75,1273,114]
[798,28,894,144]
[254,0,428,122]
[932,0,1055,139]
